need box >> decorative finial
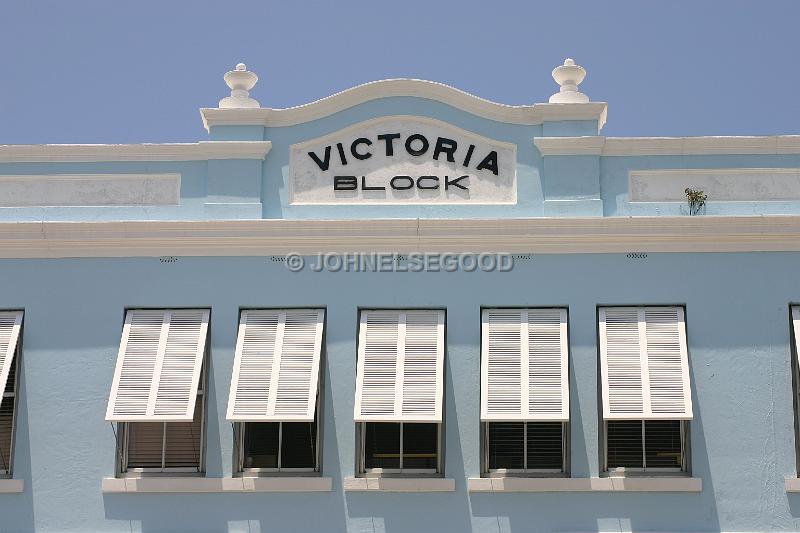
[219,62,260,109]
[549,58,589,104]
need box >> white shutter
[227,309,324,422]
[0,311,23,411]
[599,306,693,420]
[481,308,568,421]
[106,309,209,422]
[792,307,800,369]
[354,310,445,422]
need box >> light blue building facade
[1,59,800,532]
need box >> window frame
[116,321,209,478]
[600,419,690,476]
[596,304,692,477]
[354,307,447,478]
[0,323,21,479]
[356,421,443,477]
[234,395,323,476]
[790,305,800,476]
[481,421,569,478]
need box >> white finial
[219,62,260,109]
[549,57,589,104]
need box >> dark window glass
[1,356,16,474]
[243,423,279,469]
[606,421,644,468]
[402,423,438,469]
[644,420,682,468]
[527,422,564,470]
[364,423,400,469]
[0,397,13,474]
[279,421,317,469]
[488,422,524,470]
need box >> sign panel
[289,116,517,204]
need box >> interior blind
[599,306,693,420]
[481,308,569,421]
[227,309,324,422]
[106,309,209,422]
[0,311,23,411]
[354,309,445,422]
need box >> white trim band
[0,142,272,163]
[0,479,24,493]
[343,477,455,492]
[3,216,800,258]
[468,477,702,492]
[101,477,332,493]
[201,79,607,130]
[534,136,800,156]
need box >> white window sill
[344,477,455,492]
[784,478,800,492]
[102,476,332,493]
[468,476,702,492]
[0,479,24,493]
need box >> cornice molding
[200,79,608,130]
[0,141,272,163]
[534,136,800,156]
[2,216,800,258]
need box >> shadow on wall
[343,352,473,533]
[0,352,35,533]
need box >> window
[598,306,693,475]
[106,309,210,476]
[789,306,800,474]
[228,309,325,475]
[480,308,569,475]
[0,311,23,479]
[605,420,687,471]
[354,310,445,476]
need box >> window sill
[468,476,702,492]
[0,479,24,493]
[102,477,332,493]
[344,476,455,492]
[784,478,800,492]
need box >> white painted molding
[785,477,800,492]
[343,477,455,492]
[534,136,800,156]
[534,136,606,155]
[200,79,608,130]
[0,174,180,207]
[630,168,800,202]
[0,479,24,493]
[468,477,701,492]
[0,141,272,163]
[4,216,800,258]
[102,477,332,493]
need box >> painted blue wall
[0,252,799,532]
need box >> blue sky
[1,0,798,144]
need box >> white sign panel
[289,116,517,204]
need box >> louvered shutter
[481,308,568,421]
[599,306,693,420]
[227,309,324,422]
[354,310,445,422]
[0,311,23,411]
[792,307,800,367]
[106,309,209,422]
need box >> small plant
[685,188,707,216]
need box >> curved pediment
[201,78,607,130]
